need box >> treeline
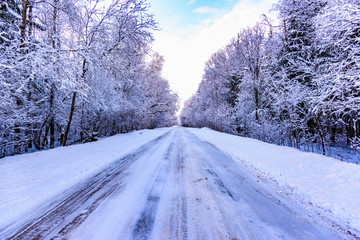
[181,0,360,155]
[0,0,178,157]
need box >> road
[1,128,349,239]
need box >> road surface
[1,128,349,239]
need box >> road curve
[1,128,351,239]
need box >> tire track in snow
[206,168,235,200]
[2,127,354,239]
[131,128,189,240]
[184,129,347,240]
[131,137,175,240]
[2,131,171,240]
[166,129,188,240]
[173,130,234,239]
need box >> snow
[67,130,176,240]
[299,143,359,165]
[187,127,360,231]
[1,126,359,238]
[4,3,22,20]
[0,128,171,228]
[55,127,345,239]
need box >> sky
[148,0,278,107]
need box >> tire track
[183,129,347,240]
[3,127,351,239]
[2,132,171,240]
[206,169,235,200]
[131,129,190,240]
[169,130,188,240]
[131,139,175,240]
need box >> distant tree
[143,53,179,128]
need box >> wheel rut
[131,138,175,240]
[1,128,352,240]
[2,132,170,240]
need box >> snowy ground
[0,127,359,239]
[299,142,360,165]
[0,128,171,231]
[188,127,360,234]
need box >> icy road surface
[1,128,349,239]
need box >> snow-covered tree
[0,0,178,157]
[142,53,178,128]
[314,0,360,148]
[181,0,360,156]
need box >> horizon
[149,0,278,106]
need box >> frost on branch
[181,0,360,157]
[0,0,178,157]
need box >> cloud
[192,6,220,14]
[152,0,278,107]
[186,0,196,5]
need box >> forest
[0,0,178,157]
[181,0,360,156]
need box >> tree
[273,0,328,150]
[143,53,178,128]
[314,0,360,148]
[1,0,178,157]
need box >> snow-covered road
[1,128,352,239]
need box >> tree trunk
[14,0,29,154]
[49,0,59,149]
[62,91,77,146]
[13,125,21,155]
[346,119,355,145]
[80,102,86,142]
[254,86,259,121]
[28,1,33,37]
[315,115,326,155]
[35,117,48,149]
[283,19,287,42]
[49,84,55,148]
[42,125,49,148]
[330,125,336,144]
[52,0,59,49]
[20,0,28,54]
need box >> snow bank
[187,127,360,231]
[0,128,171,227]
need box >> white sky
[149,0,278,107]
